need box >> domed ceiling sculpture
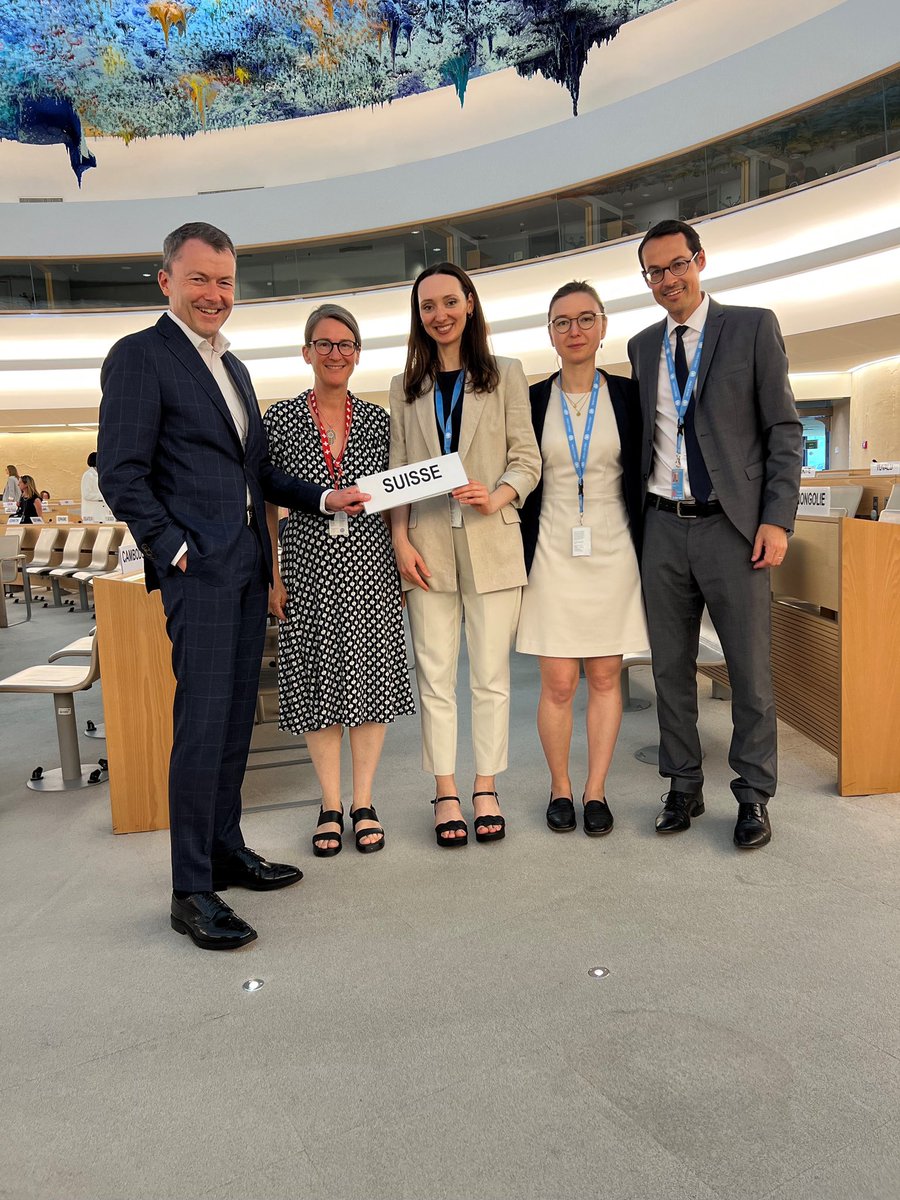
[0,0,675,184]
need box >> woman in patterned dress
[263,304,415,857]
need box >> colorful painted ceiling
[0,0,676,184]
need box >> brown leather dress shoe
[211,846,303,891]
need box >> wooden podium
[701,516,900,796]
[93,573,174,832]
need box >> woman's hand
[452,480,496,515]
[269,577,288,621]
[393,538,431,591]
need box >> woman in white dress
[517,281,647,835]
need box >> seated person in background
[16,476,43,523]
[39,490,51,502]
[786,158,818,187]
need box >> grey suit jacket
[388,356,541,594]
[627,298,802,544]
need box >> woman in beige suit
[390,263,541,848]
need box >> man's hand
[751,523,788,569]
[269,577,288,621]
[325,486,370,516]
[393,538,431,591]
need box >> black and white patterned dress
[262,392,415,734]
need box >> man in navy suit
[98,222,367,950]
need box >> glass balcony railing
[2,67,898,312]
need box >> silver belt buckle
[675,500,698,519]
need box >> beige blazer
[389,356,541,594]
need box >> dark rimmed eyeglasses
[642,252,699,286]
[548,312,605,334]
[308,338,359,356]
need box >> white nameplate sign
[797,487,832,517]
[118,543,145,576]
[870,461,900,476]
[6,516,22,525]
[800,466,818,478]
[357,452,468,515]
[56,515,70,525]
[3,502,17,514]
[30,516,44,524]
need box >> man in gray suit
[627,219,801,848]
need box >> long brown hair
[19,474,37,500]
[402,263,499,403]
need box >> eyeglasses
[548,312,605,334]
[308,338,359,357]
[642,252,699,286]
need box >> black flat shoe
[432,795,468,848]
[655,790,704,834]
[734,802,772,849]
[170,891,257,951]
[583,797,614,837]
[472,790,505,843]
[312,808,344,858]
[546,795,576,832]
[211,846,303,890]
[351,805,385,854]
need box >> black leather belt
[646,493,723,519]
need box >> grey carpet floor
[1,600,898,1200]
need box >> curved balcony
[2,67,898,313]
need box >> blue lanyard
[663,324,705,464]
[434,371,464,455]
[559,370,601,519]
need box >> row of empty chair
[2,523,125,614]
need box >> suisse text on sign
[357,452,468,514]
[870,461,900,476]
[797,487,832,517]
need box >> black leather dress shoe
[733,802,772,849]
[546,795,576,832]
[170,891,257,951]
[583,798,614,837]
[211,846,303,891]
[655,789,704,834]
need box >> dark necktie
[674,325,712,503]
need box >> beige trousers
[406,526,521,777]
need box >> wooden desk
[93,573,174,833]
[701,516,900,796]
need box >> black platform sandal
[312,808,344,857]
[472,790,506,843]
[350,805,385,854]
[432,795,468,848]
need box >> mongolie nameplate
[797,487,832,517]
[357,452,468,514]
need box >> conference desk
[700,515,900,796]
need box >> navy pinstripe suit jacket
[98,313,323,592]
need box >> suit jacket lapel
[157,315,243,451]
[458,372,483,462]
[640,319,666,429]
[695,299,725,400]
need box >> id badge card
[571,526,592,557]
[670,467,685,500]
[449,496,463,528]
[328,511,349,538]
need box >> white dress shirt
[648,292,716,500]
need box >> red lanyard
[309,390,353,484]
